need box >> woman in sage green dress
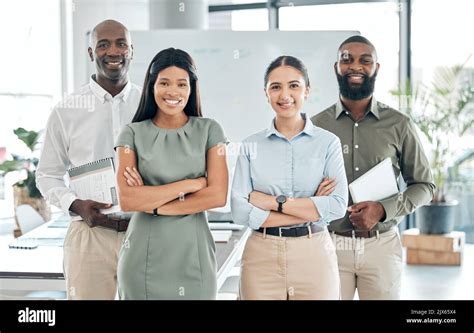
[114,48,228,300]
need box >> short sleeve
[114,124,136,151]
[206,119,226,151]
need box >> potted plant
[392,60,474,234]
[0,128,50,235]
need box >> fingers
[90,201,112,209]
[349,211,363,227]
[83,216,94,227]
[89,212,110,228]
[124,167,143,186]
[316,177,336,196]
[123,170,136,185]
[124,169,141,186]
[131,167,144,185]
[323,180,336,194]
[348,201,369,212]
[248,191,255,204]
[349,209,374,230]
[349,210,363,220]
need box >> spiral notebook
[68,157,121,216]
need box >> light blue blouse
[231,113,348,230]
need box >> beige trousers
[333,227,403,300]
[63,220,125,300]
[240,229,340,300]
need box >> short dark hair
[264,55,310,88]
[132,48,202,123]
[338,35,377,58]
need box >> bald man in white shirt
[36,20,141,300]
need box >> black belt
[330,229,381,238]
[97,218,130,232]
[257,224,322,237]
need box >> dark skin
[335,42,386,230]
[87,20,133,97]
[335,42,379,121]
[70,20,133,227]
[70,200,112,228]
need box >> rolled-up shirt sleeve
[231,142,270,230]
[309,137,348,222]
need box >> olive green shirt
[311,97,435,233]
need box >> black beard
[336,71,377,100]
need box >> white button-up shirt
[36,76,141,213]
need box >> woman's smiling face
[154,66,191,116]
[265,65,309,118]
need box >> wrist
[69,199,83,214]
[377,202,386,221]
[265,196,276,211]
[275,195,287,213]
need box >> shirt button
[355,167,359,171]
[355,145,359,149]
[355,123,359,127]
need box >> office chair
[15,204,45,234]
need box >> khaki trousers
[63,220,125,300]
[332,227,403,300]
[240,229,340,300]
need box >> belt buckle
[278,227,282,237]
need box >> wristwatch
[276,195,287,213]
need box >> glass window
[209,11,232,30]
[412,0,474,241]
[411,0,473,85]
[279,2,400,105]
[231,8,269,30]
[0,0,61,217]
[209,8,269,31]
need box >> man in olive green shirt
[311,35,435,300]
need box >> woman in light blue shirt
[231,56,348,300]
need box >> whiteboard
[127,30,359,142]
[107,30,360,217]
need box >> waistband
[256,224,325,238]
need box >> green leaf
[13,128,40,152]
[0,160,22,173]
[390,58,474,202]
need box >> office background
[0,0,473,300]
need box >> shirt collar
[335,96,380,120]
[89,75,132,104]
[265,113,317,138]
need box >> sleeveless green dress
[115,117,226,300]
